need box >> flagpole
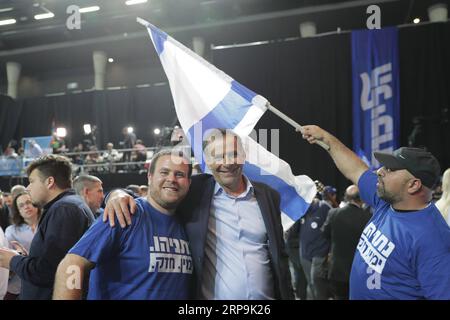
[266,103,330,151]
[137,17,149,27]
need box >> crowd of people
[0,128,155,176]
[68,139,150,174]
[0,127,448,300]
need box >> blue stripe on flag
[187,87,255,141]
[186,86,253,170]
[149,25,168,55]
[244,163,310,221]
[231,80,257,102]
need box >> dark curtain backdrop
[1,86,176,152]
[0,22,449,194]
[399,23,450,171]
[0,95,22,151]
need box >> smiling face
[204,133,246,192]
[148,154,191,213]
[204,132,245,193]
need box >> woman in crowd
[4,191,41,299]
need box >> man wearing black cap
[321,186,339,209]
[299,125,450,300]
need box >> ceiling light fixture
[34,12,55,20]
[0,19,16,26]
[0,7,13,13]
[79,6,100,13]
[125,0,148,6]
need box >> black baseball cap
[374,147,441,189]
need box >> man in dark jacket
[285,219,307,299]
[321,185,371,299]
[0,155,95,299]
[299,198,332,299]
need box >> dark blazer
[10,190,95,300]
[321,203,371,283]
[179,174,294,300]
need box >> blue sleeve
[69,200,144,264]
[69,216,122,265]
[358,170,381,209]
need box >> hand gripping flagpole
[266,103,330,151]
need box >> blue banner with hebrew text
[352,27,400,168]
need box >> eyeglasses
[18,200,33,209]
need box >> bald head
[345,185,362,204]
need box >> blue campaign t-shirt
[69,197,193,300]
[350,170,450,300]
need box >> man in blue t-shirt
[300,125,450,300]
[53,149,193,300]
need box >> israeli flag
[139,18,316,229]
